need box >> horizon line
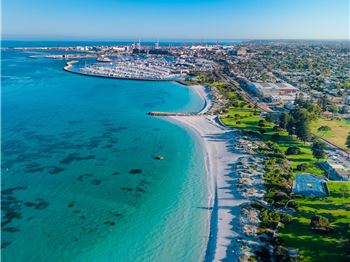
[2,37,350,42]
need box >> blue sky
[2,0,349,40]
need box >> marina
[78,60,186,81]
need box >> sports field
[310,118,350,150]
[292,174,327,197]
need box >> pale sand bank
[168,114,247,261]
[164,85,250,261]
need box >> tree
[272,125,280,132]
[310,215,331,233]
[339,106,348,114]
[259,128,266,134]
[318,95,329,111]
[318,126,331,133]
[294,93,304,106]
[279,112,289,130]
[296,120,311,142]
[296,163,309,172]
[258,119,267,127]
[311,140,326,160]
[286,108,312,141]
[271,133,281,141]
[266,114,273,123]
[328,104,338,113]
[346,133,350,149]
[286,117,295,135]
[285,146,301,155]
[294,108,311,142]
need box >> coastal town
[7,40,350,112]
[4,40,350,261]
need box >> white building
[321,161,350,181]
[248,82,300,103]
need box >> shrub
[261,210,280,228]
[271,133,281,141]
[254,247,271,261]
[286,200,298,209]
[259,128,266,134]
[261,210,292,229]
[232,101,239,107]
[258,119,267,127]
[296,163,309,172]
[285,146,301,155]
[236,121,241,125]
[318,125,331,132]
[280,213,293,224]
[274,245,290,262]
[310,215,332,233]
[273,191,289,202]
[272,125,279,132]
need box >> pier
[148,111,204,116]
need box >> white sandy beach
[166,85,250,261]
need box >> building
[112,46,127,52]
[248,82,299,100]
[321,161,350,181]
[236,47,247,56]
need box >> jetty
[64,60,79,71]
[148,112,204,116]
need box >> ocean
[1,42,209,261]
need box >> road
[214,70,273,113]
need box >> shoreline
[163,85,248,261]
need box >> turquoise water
[1,47,209,261]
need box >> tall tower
[137,40,141,49]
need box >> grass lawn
[221,106,325,175]
[220,89,347,261]
[310,118,350,150]
[327,181,350,198]
[279,182,350,261]
[221,106,263,132]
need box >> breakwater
[63,60,79,70]
[148,111,203,116]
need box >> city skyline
[2,0,349,40]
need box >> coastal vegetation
[208,76,349,261]
[220,91,325,176]
[311,140,326,160]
